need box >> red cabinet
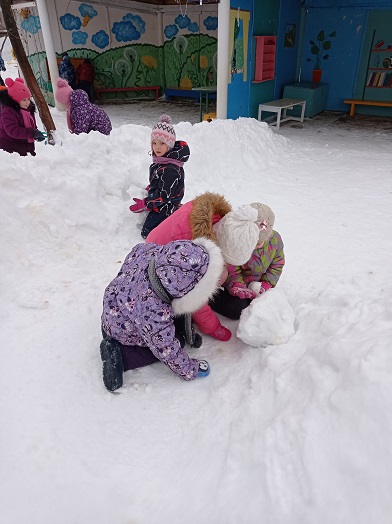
[253,36,276,83]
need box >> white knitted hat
[213,205,259,266]
[151,114,176,150]
[251,203,275,245]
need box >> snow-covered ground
[1,61,392,524]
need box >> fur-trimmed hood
[189,192,232,242]
[165,237,224,315]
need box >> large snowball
[236,288,296,347]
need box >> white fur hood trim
[171,237,224,315]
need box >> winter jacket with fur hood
[0,96,37,156]
[101,238,224,380]
[146,192,231,244]
[146,192,232,334]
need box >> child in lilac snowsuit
[54,77,112,135]
[129,114,189,239]
[210,203,285,320]
[100,237,224,391]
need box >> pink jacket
[146,193,231,334]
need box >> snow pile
[237,288,296,347]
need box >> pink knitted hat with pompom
[151,114,176,150]
[55,77,73,105]
[5,77,31,103]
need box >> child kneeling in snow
[54,77,112,135]
[210,203,285,320]
[100,238,225,391]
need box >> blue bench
[165,87,217,103]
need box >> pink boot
[208,324,232,341]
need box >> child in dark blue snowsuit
[129,114,190,239]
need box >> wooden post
[0,0,56,142]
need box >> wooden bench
[95,86,160,101]
[344,98,392,117]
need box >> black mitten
[33,129,46,142]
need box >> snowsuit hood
[146,192,232,244]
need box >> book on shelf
[378,72,386,86]
[367,72,376,86]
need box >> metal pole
[216,0,230,119]
[35,0,61,109]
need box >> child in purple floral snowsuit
[100,237,224,391]
[210,203,285,320]
[129,114,189,239]
[54,77,112,135]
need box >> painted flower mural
[140,55,157,83]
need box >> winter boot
[100,338,124,392]
[197,359,210,378]
[208,323,232,341]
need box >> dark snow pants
[141,210,168,239]
[209,288,251,320]
[102,318,186,371]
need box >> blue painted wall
[248,1,279,118]
[274,0,302,99]
[227,0,254,119]
[299,7,366,110]
[226,0,392,117]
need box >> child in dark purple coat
[129,114,190,239]
[0,78,46,156]
[100,237,224,391]
[55,77,112,135]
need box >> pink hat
[55,77,73,105]
[151,114,176,150]
[5,77,31,103]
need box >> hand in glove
[248,281,272,295]
[129,198,147,213]
[229,283,257,300]
[33,129,46,142]
[145,185,150,192]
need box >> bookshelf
[366,48,392,88]
[253,36,276,83]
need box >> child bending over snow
[210,203,285,320]
[100,238,225,392]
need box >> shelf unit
[253,36,276,83]
[367,48,392,88]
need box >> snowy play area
[1,62,392,524]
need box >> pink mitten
[260,282,272,294]
[230,283,257,300]
[145,185,150,191]
[129,198,146,213]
